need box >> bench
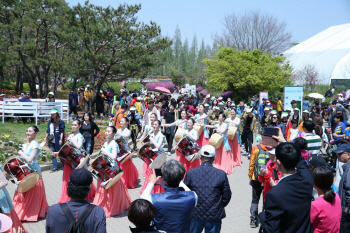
[1,99,69,125]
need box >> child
[258,148,281,202]
[109,114,114,126]
[294,137,311,161]
[287,119,299,142]
[345,123,350,139]
[310,166,342,233]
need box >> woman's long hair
[51,113,60,128]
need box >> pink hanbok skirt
[4,209,28,232]
[13,179,49,221]
[175,150,200,176]
[58,164,96,203]
[119,159,139,189]
[93,178,131,217]
[228,135,241,167]
[213,144,234,175]
[139,166,165,195]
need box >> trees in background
[0,0,171,97]
[292,64,324,92]
[203,47,293,100]
[214,10,292,55]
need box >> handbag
[47,134,54,142]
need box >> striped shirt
[303,133,322,157]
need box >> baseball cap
[246,107,253,113]
[267,148,276,155]
[0,94,5,97]
[308,156,326,167]
[206,94,211,98]
[70,169,93,186]
[201,145,216,157]
[333,144,350,154]
[218,97,223,100]
[49,109,59,114]
[262,98,267,100]
[137,97,142,100]
[109,114,114,117]
[281,112,288,117]
[48,92,54,95]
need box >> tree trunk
[15,65,21,92]
[0,66,5,81]
[71,76,78,90]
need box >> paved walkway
[7,142,262,233]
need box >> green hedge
[2,82,30,91]
[109,82,123,98]
[126,82,143,92]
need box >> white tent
[284,23,350,85]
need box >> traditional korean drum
[3,156,40,193]
[193,123,204,136]
[175,136,201,162]
[174,127,186,142]
[209,133,224,149]
[137,143,166,169]
[58,143,89,169]
[227,125,238,140]
[88,154,124,190]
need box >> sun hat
[303,110,310,114]
[246,107,253,113]
[204,103,210,107]
[137,97,142,100]
[206,94,211,98]
[286,107,292,111]
[86,85,90,87]
[214,106,220,110]
[0,94,5,97]
[267,148,276,155]
[130,106,136,111]
[218,97,223,100]
[211,96,215,100]
[0,214,12,232]
[293,108,300,112]
[49,109,59,114]
[270,110,277,115]
[201,145,216,157]
[48,92,54,96]
[264,107,270,111]
[218,101,225,105]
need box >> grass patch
[0,121,72,142]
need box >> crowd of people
[2,85,350,233]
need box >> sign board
[284,86,303,114]
[259,92,268,104]
[191,85,196,95]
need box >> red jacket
[130,98,137,106]
[258,160,282,201]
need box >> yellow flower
[3,135,10,138]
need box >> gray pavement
[7,141,262,233]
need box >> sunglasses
[272,117,278,119]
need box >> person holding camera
[140,160,197,233]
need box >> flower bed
[221,91,233,100]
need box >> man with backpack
[248,142,271,228]
[46,169,106,233]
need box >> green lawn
[0,121,72,143]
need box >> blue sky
[66,0,350,48]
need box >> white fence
[1,99,69,125]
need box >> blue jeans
[49,142,58,169]
[190,219,222,233]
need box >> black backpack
[59,203,96,233]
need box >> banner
[191,85,196,95]
[284,86,303,113]
[259,92,268,104]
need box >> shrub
[109,82,123,98]
[3,82,14,90]
[54,90,70,99]
[126,82,143,92]
[221,91,233,99]
[146,82,175,93]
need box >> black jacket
[184,162,231,221]
[263,159,314,233]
